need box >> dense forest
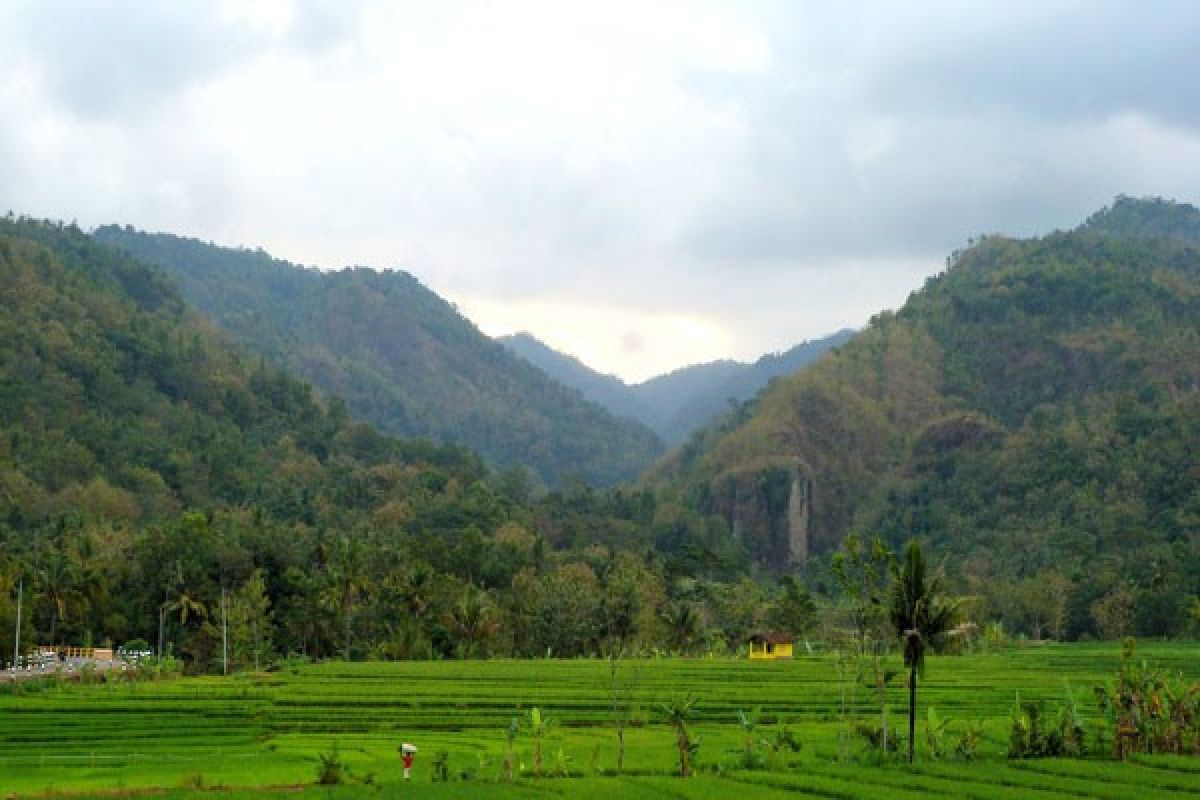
[502,329,855,444]
[0,217,784,670]
[1,197,1198,675]
[91,226,664,488]
[658,196,1200,640]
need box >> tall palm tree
[888,540,960,764]
[38,551,83,646]
[441,586,499,659]
[164,589,208,658]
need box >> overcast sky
[2,1,1199,381]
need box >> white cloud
[1,0,1198,381]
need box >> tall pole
[221,586,228,676]
[13,578,22,669]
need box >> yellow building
[748,632,793,660]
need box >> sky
[2,1,1199,382]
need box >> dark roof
[748,632,792,645]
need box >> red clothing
[403,753,414,769]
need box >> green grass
[1,642,1198,798]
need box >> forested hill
[501,329,855,444]
[0,216,676,663]
[92,226,663,487]
[0,216,494,530]
[656,197,1200,632]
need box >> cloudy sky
[2,1,1199,381]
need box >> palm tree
[38,551,83,646]
[661,600,702,655]
[164,589,208,657]
[441,586,499,659]
[656,694,699,777]
[888,540,960,764]
[321,536,372,661]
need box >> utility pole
[13,577,22,670]
[221,585,228,676]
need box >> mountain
[500,329,855,444]
[0,216,666,662]
[92,226,664,487]
[654,197,1200,633]
[500,332,649,423]
[642,332,857,443]
[0,216,486,532]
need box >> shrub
[431,750,450,782]
[855,722,899,753]
[315,742,344,785]
[953,720,985,760]
[1008,690,1085,759]
[925,707,950,759]
[1094,639,1200,758]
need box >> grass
[1,642,1198,798]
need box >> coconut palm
[888,540,960,764]
[441,585,499,659]
[38,551,84,646]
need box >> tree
[37,551,83,646]
[656,694,699,777]
[164,588,208,660]
[321,536,371,661]
[1091,585,1136,640]
[661,600,702,655]
[888,540,960,764]
[831,534,893,755]
[441,585,499,658]
[228,569,274,671]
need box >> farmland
[2,642,1199,798]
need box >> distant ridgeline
[501,329,855,445]
[655,197,1199,608]
[92,225,664,488]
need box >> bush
[432,750,450,782]
[316,742,345,785]
[953,721,985,760]
[926,707,950,759]
[1095,639,1200,758]
[1008,691,1085,759]
[855,722,899,753]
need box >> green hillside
[658,197,1200,637]
[0,217,531,660]
[92,226,664,487]
[0,217,485,524]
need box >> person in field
[400,743,416,780]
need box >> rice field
[1,642,1198,798]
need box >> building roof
[748,631,792,645]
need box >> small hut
[747,632,793,660]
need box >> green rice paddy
[2,642,1198,798]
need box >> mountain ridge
[92,226,664,488]
[652,197,1199,638]
[500,328,856,444]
